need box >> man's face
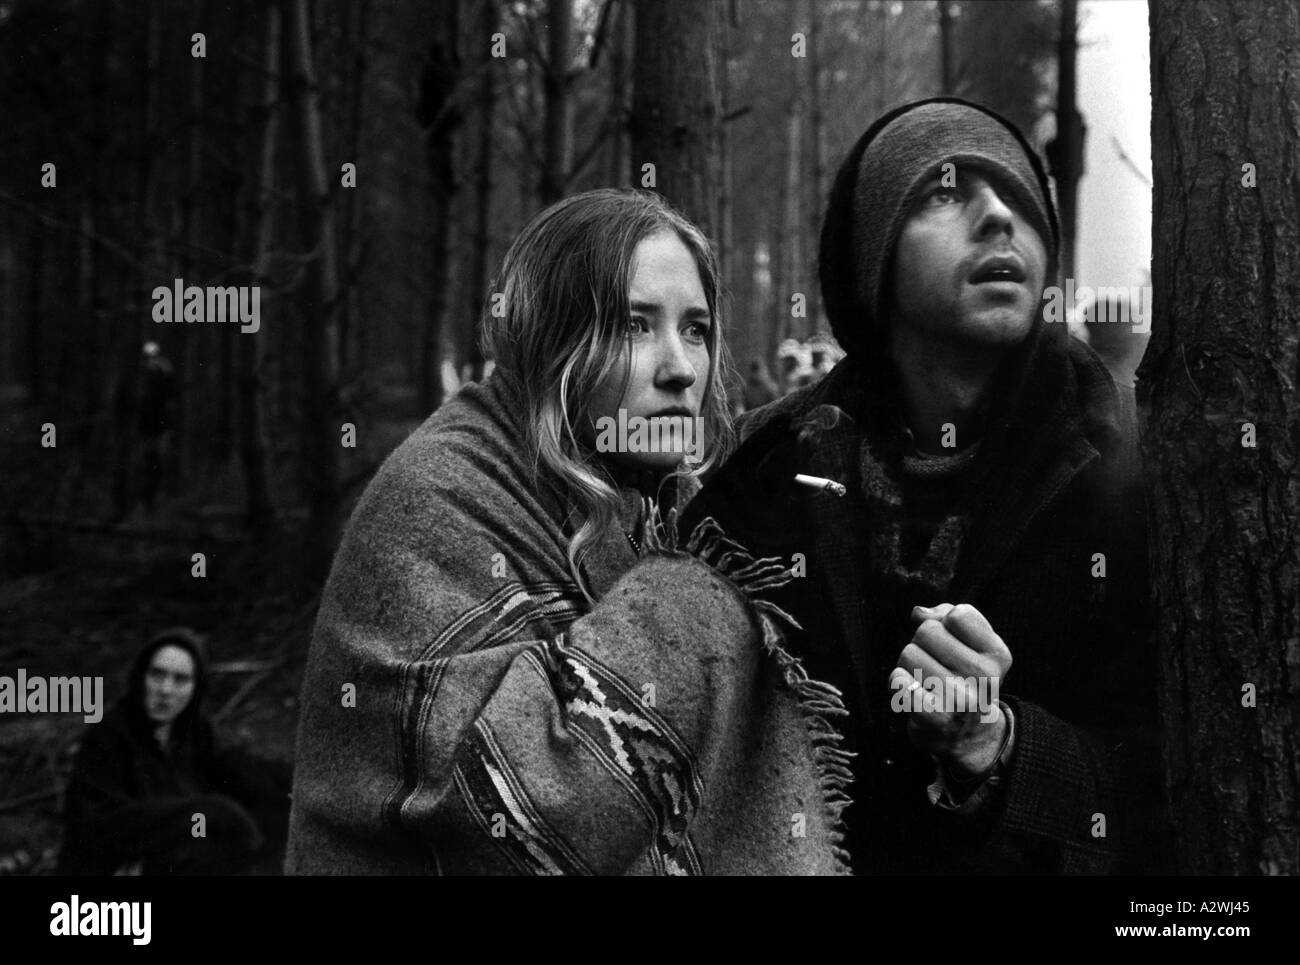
[888,169,1048,350]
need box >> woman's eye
[684,321,711,341]
[930,185,961,205]
[627,316,648,335]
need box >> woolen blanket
[285,373,852,875]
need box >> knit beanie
[820,98,1060,358]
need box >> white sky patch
[1077,0,1153,291]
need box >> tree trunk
[114,0,162,516]
[630,0,722,239]
[938,0,954,95]
[778,9,803,348]
[466,0,497,381]
[178,0,209,478]
[79,0,112,417]
[339,0,369,375]
[0,220,11,389]
[717,0,733,298]
[1143,0,1300,875]
[805,0,825,334]
[418,0,462,413]
[282,0,342,531]
[24,218,43,402]
[238,1,281,536]
[608,0,631,185]
[1052,0,1083,283]
[540,0,573,204]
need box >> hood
[819,97,1061,362]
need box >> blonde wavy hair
[480,189,735,600]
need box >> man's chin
[958,307,1036,345]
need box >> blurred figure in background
[775,336,845,397]
[1075,287,1151,388]
[58,628,290,875]
[742,357,780,412]
[137,341,178,513]
[776,338,815,394]
[806,333,846,383]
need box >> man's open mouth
[970,256,1027,284]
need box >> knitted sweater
[285,373,852,875]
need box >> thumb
[912,603,956,624]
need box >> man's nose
[654,333,698,389]
[971,183,1016,241]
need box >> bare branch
[585,0,618,72]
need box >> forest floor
[0,373,428,875]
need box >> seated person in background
[58,627,290,875]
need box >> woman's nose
[655,334,698,388]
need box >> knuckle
[948,602,977,623]
[915,618,945,644]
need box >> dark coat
[58,705,262,874]
[682,326,1168,874]
[59,635,289,875]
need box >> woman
[286,189,852,875]
[59,628,290,875]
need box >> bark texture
[1143,0,1300,875]
[630,0,722,240]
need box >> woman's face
[588,230,712,473]
[143,645,196,726]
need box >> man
[684,99,1166,874]
[137,341,178,513]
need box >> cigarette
[793,473,846,497]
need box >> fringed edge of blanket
[640,502,856,875]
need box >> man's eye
[929,185,962,204]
